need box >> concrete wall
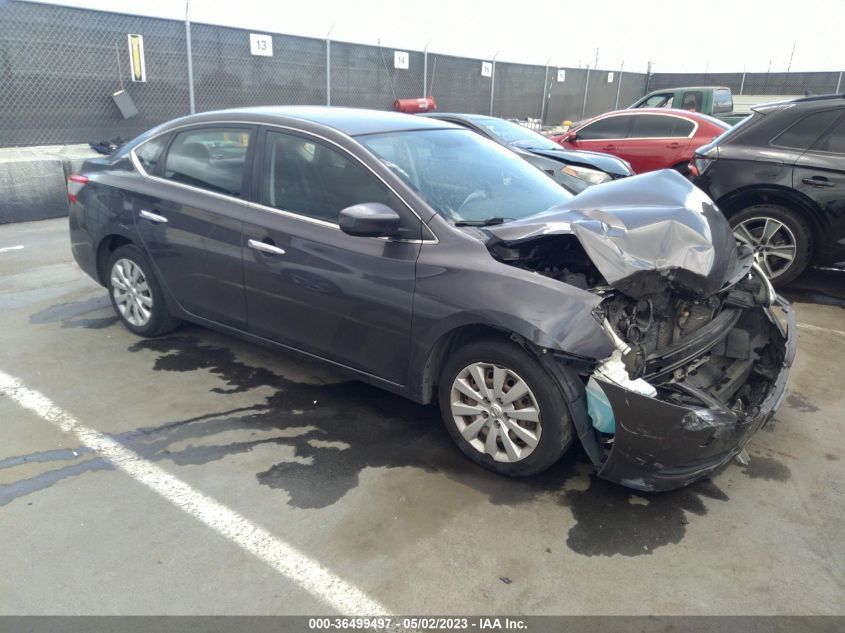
[0,146,98,224]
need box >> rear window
[772,109,842,151]
[163,127,252,197]
[813,113,845,154]
[577,115,629,140]
[135,135,168,174]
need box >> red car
[551,108,730,174]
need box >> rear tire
[438,337,573,477]
[729,204,812,287]
[106,244,181,337]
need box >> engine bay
[489,233,787,425]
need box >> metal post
[326,38,331,105]
[325,26,334,106]
[836,71,843,94]
[422,40,431,96]
[740,72,746,95]
[645,61,652,94]
[423,51,428,96]
[581,66,591,120]
[489,58,497,116]
[184,2,195,114]
[614,61,624,109]
[540,64,549,123]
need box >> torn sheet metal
[485,169,738,299]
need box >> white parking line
[0,369,389,616]
[0,245,24,253]
[796,322,845,339]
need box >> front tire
[106,244,180,337]
[438,337,573,477]
[729,204,812,287]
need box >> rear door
[617,113,695,173]
[240,127,424,385]
[134,125,254,329]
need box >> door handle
[601,144,617,151]
[248,239,286,256]
[666,142,681,148]
[139,209,168,223]
[801,176,834,187]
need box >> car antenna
[377,39,398,103]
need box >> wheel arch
[715,185,824,259]
[95,233,135,285]
[416,324,513,405]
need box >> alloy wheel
[449,362,542,463]
[732,216,797,280]
[111,258,153,327]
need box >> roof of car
[422,113,491,120]
[648,86,730,92]
[588,108,718,120]
[178,106,457,136]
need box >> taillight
[67,174,88,204]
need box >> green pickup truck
[630,86,800,126]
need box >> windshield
[464,115,562,150]
[359,129,572,224]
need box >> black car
[421,113,633,192]
[692,93,845,285]
[67,106,794,491]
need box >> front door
[134,125,254,329]
[241,128,424,385]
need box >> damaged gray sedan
[68,108,795,491]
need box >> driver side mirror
[338,203,401,238]
[566,131,579,143]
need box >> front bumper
[593,297,796,492]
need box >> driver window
[261,130,421,238]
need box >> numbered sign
[607,72,615,83]
[394,51,409,69]
[481,62,493,77]
[127,34,146,82]
[250,33,273,57]
[557,68,566,82]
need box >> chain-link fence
[648,71,844,96]
[0,0,190,146]
[1,0,842,148]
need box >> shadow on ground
[780,268,845,308]
[12,288,808,556]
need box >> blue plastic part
[586,376,616,434]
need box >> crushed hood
[485,170,739,299]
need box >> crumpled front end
[590,269,796,490]
[485,170,797,491]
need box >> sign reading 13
[250,33,273,57]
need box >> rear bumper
[593,297,796,492]
[68,202,99,283]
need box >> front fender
[406,238,613,401]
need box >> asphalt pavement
[0,218,842,615]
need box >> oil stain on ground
[786,391,819,413]
[741,455,792,482]
[5,328,732,557]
